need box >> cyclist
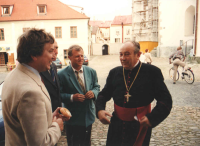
[169,46,188,84]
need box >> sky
[59,0,132,21]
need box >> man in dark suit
[40,41,62,111]
[58,45,100,146]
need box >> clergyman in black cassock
[96,41,172,146]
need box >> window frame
[0,28,5,41]
[55,27,62,38]
[39,6,45,14]
[3,6,10,14]
[70,26,77,38]
[64,49,68,60]
[115,38,120,43]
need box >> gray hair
[125,40,140,54]
[68,45,83,56]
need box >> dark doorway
[102,44,108,55]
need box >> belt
[114,103,151,121]
[114,103,151,146]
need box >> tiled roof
[0,0,89,22]
[91,25,99,35]
[111,15,132,25]
[89,21,112,28]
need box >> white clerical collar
[22,63,41,80]
[129,60,140,71]
[71,65,83,73]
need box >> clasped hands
[52,107,71,131]
[73,90,94,102]
[98,110,151,127]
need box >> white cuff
[70,94,73,102]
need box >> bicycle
[169,66,195,84]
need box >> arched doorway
[185,5,195,36]
[102,44,108,55]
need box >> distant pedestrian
[139,52,146,63]
[144,49,152,64]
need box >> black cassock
[96,62,172,146]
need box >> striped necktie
[75,70,86,94]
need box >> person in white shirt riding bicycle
[169,46,188,84]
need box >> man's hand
[52,116,64,131]
[53,107,62,118]
[73,93,85,102]
[53,107,70,121]
[85,91,94,99]
[139,116,151,127]
[98,110,112,124]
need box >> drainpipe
[195,0,199,55]
[122,22,124,43]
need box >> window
[116,30,120,36]
[70,26,77,38]
[115,38,120,43]
[0,29,4,41]
[64,49,68,60]
[55,27,62,38]
[126,29,130,35]
[39,6,45,14]
[23,28,30,33]
[3,7,10,14]
[125,38,130,41]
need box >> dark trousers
[66,124,92,146]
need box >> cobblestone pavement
[57,55,200,146]
[1,55,198,146]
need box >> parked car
[83,55,89,65]
[0,82,5,145]
[53,57,62,69]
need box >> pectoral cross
[124,92,131,102]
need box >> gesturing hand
[98,110,112,124]
[73,93,85,102]
[139,116,151,127]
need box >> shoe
[173,82,176,84]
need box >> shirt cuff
[70,94,73,102]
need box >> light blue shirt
[22,63,41,80]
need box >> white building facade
[157,0,196,57]
[0,0,90,65]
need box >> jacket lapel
[83,66,89,92]
[41,70,56,87]
[68,65,83,94]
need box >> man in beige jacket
[2,28,65,146]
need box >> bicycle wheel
[169,67,179,81]
[184,69,195,84]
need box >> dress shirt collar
[22,63,41,80]
[71,65,83,73]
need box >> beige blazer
[144,52,152,63]
[2,64,61,146]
